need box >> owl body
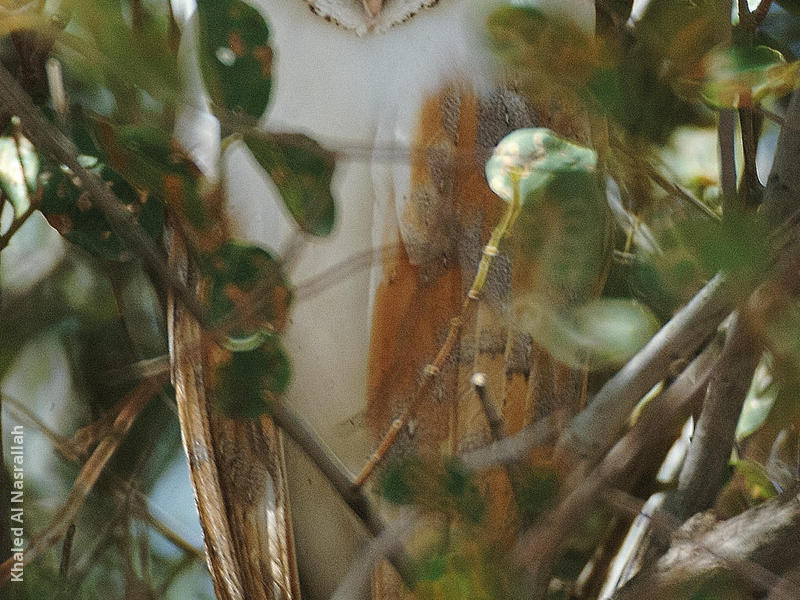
[216,1,601,598]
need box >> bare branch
[557,273,733,463]
[665,313,762,521]
[611,490,800,600]
[718,109,737,206]
[559,89,800,467]
[764,91,800,228]
[516,337,722,596]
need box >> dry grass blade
[2,392,203,558]
[0,372,166,584]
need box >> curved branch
[612,491,800,600]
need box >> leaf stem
[355,180,522,486]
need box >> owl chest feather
[366,82,610,460]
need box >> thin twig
[102,354,171,388]
[472,373,506,443]
[641,156,721,221]
[471,373,528,519]
[0,373,166,583]
[293,243,400,302]
[355,191,522,486]
[753,0,774,24]
[58,522,75,581]
[269,401,409,579]
[0,202,37,250]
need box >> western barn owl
[174,1,596,599]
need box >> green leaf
[736,358,777,441]
[776,0,800,15]
[486,6,603,92]
[731,458,779,500]
[485,128,596,204]
[699,45,800,108]
[200,241,292,351]
[517,465,560,524]
[39,157,164,261]
[242,132,336,236]
[197,0,272,119]
[66,0,181,113]
[0,134,37,217]
[514,297,661,370]
[511,169,611,309]
[635,0,730,75]
[88,117,186,193]
[379,456,485,524]
[88,116,229,252]
[678,210,770,281]
[379,456,420,505]
[485,5,710,142]
[212,337,290,418]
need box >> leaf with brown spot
[197,0,272,119]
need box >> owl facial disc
[304,0,441,35]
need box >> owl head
[303,0,594,35]
[303,0,441,34]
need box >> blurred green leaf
[379,455,419,505]
[731,458,779,500]
[514,297,661,370]
[486,4,714,142]
[775,0,800,16]
[242,132,336,236]
[38,156,164,261]
[678,210,770,281]
[200,240,291,351]
[487,6,605,93]
[65,0,180,114]
[698,45,800,108]
[211,336,290,418]
[379,456,486,524]
[635,0,730,78]
[596,0,634,35]
[88,117,186,192]
[88,116,229,252]
[516,465,560,524]
[197,0,272,119]
[0,133,37,217]
[411,537,525,600]
[512,169,611,308]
